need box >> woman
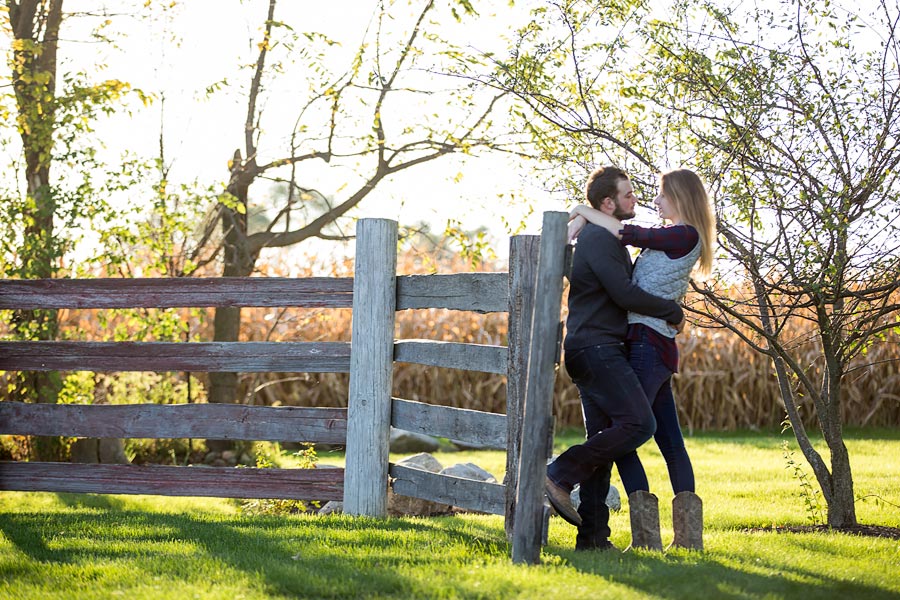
[568,168,715,550]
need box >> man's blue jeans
[548,342,656,543]
[615,335,696,494]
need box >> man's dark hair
[585,166,629,209]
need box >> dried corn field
[218,296,900,431]
[236,253,900,430]
[3,251,899,431]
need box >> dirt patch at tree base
[742,524,900,540]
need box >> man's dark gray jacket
[564,223,684,351]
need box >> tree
[3,1,65,460]
[477,1,662,195]
[2,1,138,459]
[643,0,900,528]
[485,0,900,527]
[191,0,513,413]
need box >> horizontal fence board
[0,462,344,501]
[389,464,505,515]
[0,341,352,373]
[0,402,347,444]
[396,273,508,313]
[390,399,506,449]
[393,340,507,374]
[0,277,355,309]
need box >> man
[545,165,684,551]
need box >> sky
[49,0,569,262]
[10,0,883,266]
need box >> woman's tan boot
[625,490,663,551]
[669,491,703,551]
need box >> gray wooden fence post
[512,211,568,564]
[344,218,398,516]
[504,235,540,539]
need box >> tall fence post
[512,211,567,564]
[344,218,398,516]
[504,235,540,539]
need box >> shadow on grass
[549,541,899,600]
[2,499,897,599]
[0,505,511,599]
[54,491,131,511]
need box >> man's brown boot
[545,476,583,526]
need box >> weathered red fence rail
[0,214,569,565]
[0,341,352,372]
[0,461,345,500]
[0,402,348,443]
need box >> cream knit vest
[628,240,701,338]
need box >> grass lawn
[1,429,899,599]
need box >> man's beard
[613,202,635,220]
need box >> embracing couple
[545,165,716,552]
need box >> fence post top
[357,217,399,226]
[541,211,568,225]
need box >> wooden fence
[0,213,569,564]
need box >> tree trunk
[8,0,65,461]
[825,439,856,526]
[206,157,257,452]
[820,373,857,527]
[750,274,848,526]
[206,303,244,453]
[770,355,832,485]
[206,258,254,451]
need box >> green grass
[2,431,899,599]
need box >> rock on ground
[570,484,621,512]
[439,462,497,483]
[389,428,440,453]
[396,452,444,473]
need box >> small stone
[318,501,343,515]
[570,484,622,512]
[606,485,621,512]
[389,453,451,516]
[439,463,497,483]
[389,428,440,453]
[396,452,443,473]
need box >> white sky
[8,0,883,265]
[51,0,567,261]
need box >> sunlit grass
[1,431,898,599]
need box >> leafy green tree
[2,1,138,459]
[3,2,66,457]
[644,0,900,528]
[487,0,900,527]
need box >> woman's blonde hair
[660,169,716,275]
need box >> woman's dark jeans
[547,342,656,545]
[615,334,696,495]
